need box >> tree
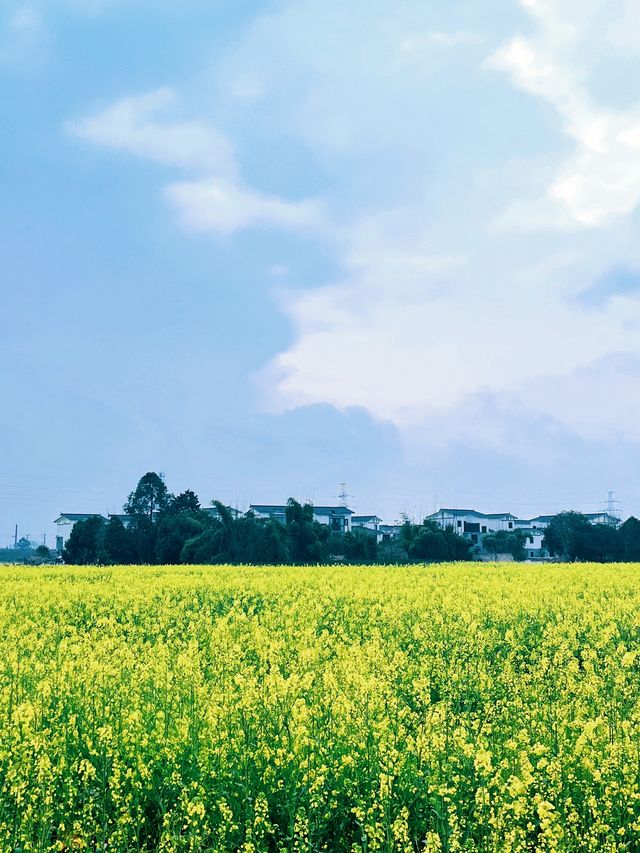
[409,527,449,561]
[62,517,106,564]
[407,520,472,562]
[124,472,171,521]
[16,537,31,551]
[181,526,226,564]
[543,512,592,561]
[619,517,640,560]
[574,523,622,562]
[378,539,409,564]
[101,516,136,564]
[122,473,172,564]
[155,513,207,564]
[342,529,378,562]
[483,529,526,561]
[169,490,201,514]
[443,525,474,560]
[285,499,328,564]
[35,545,51,559]
[254,521,290,564]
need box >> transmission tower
[604,490,621,521]
[337,482,351,508]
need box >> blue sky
[3,0,640,545]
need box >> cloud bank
[66,0,640,450]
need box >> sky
[3,0,640,545]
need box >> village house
[54,513,107,551]
[426,508,620,560]
[249,504,354,533]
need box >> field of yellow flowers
[2,563,640,851]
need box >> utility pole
[13,525,17,548]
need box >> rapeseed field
[2,563,640,851]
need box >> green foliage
[342,529,378,562]
[543,512,623,562]
[155,513,206,564]
[62,516,106,565]
[101,516,136,565]
[169,490,201,514]
[575,523,622,562]
[543,511,592,560]
[619,516,640,560]
[124,472,171,521]
[483,529,526,561]
[285,499,328,564]
[407,519,472,562]
[35,545,50,559]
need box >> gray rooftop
[55,513,107,522]
[249,504,353,516]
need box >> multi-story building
[426,508,621,560]
[424,509,518,548]
[249,504,354,533]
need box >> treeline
[62,473,640,566]
[477,513,640,562]
[542,511,640,562]
[62,472,472,565]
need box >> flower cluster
[1,562,640,851]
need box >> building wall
[55,519,74,549]
[313,513,351,532]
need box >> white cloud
[487,0,640,228]
[66,88,237,176]
[67,88,323,236]
[165,179,326,237]
[266,241,640,426]
[64,0,640,452]
[228,0,640,449]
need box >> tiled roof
[427,509,514,520]
[55,513,106,522]
[250,504,353,516]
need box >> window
[508,522,513,529]
[457,520,462,527]
[481,525,487,533]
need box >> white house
[54,513,107,551]
[379,524,403,541]
[249,504,354,532]
[352,515,384,543]
[352,514,382,532]
[424,509,518,549]
[427,507,621,560]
